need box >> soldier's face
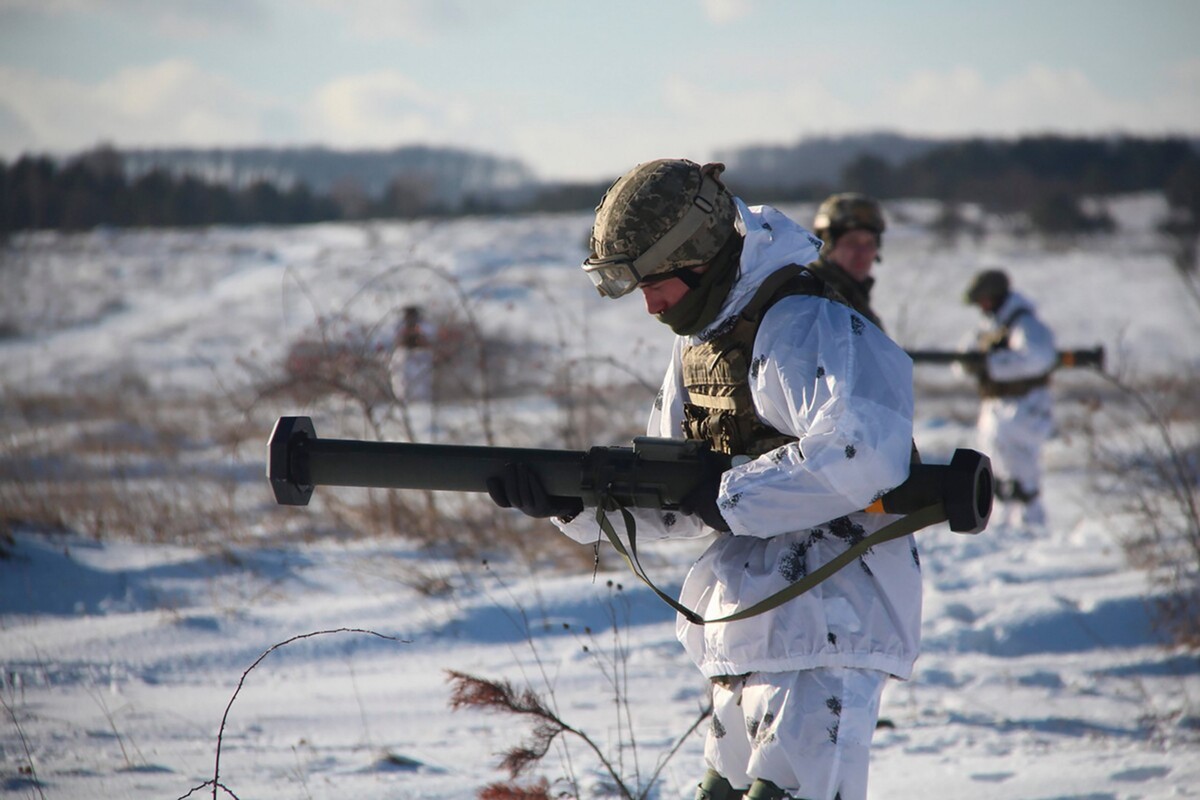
[639,275,693,315]
[827,229,879,282]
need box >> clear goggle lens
[582,256,641,299]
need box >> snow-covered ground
[2,194,1198,799]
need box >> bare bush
[447,580,710,799]
[0,244,656,586]
[1083,369,1200,647]
[230,256,655,571]
[0,385,252,547]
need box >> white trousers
[704,668,887,800]
[977,387,1054,497]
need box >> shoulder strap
[595,495,944,625]
[999,306,1030,330]
[740,263,824,324]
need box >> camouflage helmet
[584,159,736,296]
[964,268,1010,305]
[812,193,886,245]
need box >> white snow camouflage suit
[962,289,1057,521]
[556,199,921,679]
[555,200,921,797]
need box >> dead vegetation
[7,241,1194,655]
[1081,369,1200,647]
[0,263,650,587]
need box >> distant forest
[2,134,1199,237]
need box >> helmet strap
[630,171,723,279]
[648,264,704,289]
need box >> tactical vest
[681,264,851,457]
[975,308,1052,399]
[807,256,883,331]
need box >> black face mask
[655,234,743,336]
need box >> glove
[679,452,732,532]
[486,462,583,521]
[960,351,988,381]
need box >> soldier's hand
[486,463,583,521]
[960,351,988,380]
[679,452,732,532]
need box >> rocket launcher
[906,345,1104,370]
[267,416,993,534]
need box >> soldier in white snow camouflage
[960,268,1057,530]
[490,159,921,800]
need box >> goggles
[581,254,643,299]
[582,172,723,299]
[582,257,704,299]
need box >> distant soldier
[810,193,888,331]
[813,194,923,466]
[390,305,434,404]
[961,269,1057,530]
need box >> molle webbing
[681,264,844,457]
[809,256,882,330]
[977,307,1053,398]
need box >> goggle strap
[629,174,721,280]
[667,266,704,289]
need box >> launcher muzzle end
[944,448,993,533]
[268,415,316,506]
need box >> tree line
[834,135,1200,235]
[1,147,342,234]
[2,135,1198,236]
[722,134,1200,234]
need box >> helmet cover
[813,193,886,244]
[964,268,1011,304]
[589,159,736,278]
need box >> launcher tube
[267,416,992,533]
[906,346,1104,369]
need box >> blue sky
[1,0,1197,181]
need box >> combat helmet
[582,159,736,298]
[964,268,1010,305]
[812,193,886,246]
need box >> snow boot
[1003,483,1046,530]
[745,778,788,799]
[695,768,746,800]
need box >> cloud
[0,0,268,36]
[513,57,1200,181]
[0,0,94,12]
[616,59,1200,160]
[876,63,1200,136]
[2,45,1196,181]
[305,70,478,147]
[304,0,507,43]
[0,58,500,159]
[481,71,851,182]
[700,0,755,24]
[0,60,277,155]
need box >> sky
[1,0,1199,182]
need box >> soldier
[488,159,920,800]
[390,304,434,404]
[809,193,888,330]
[961,268,1057,530]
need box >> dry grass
[0,302,637,584]
[1082,370,1200,648]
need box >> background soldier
[809,193,888,331]
[390,304,434,405]
[961,268,1057,530]
[488,159,920,800]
